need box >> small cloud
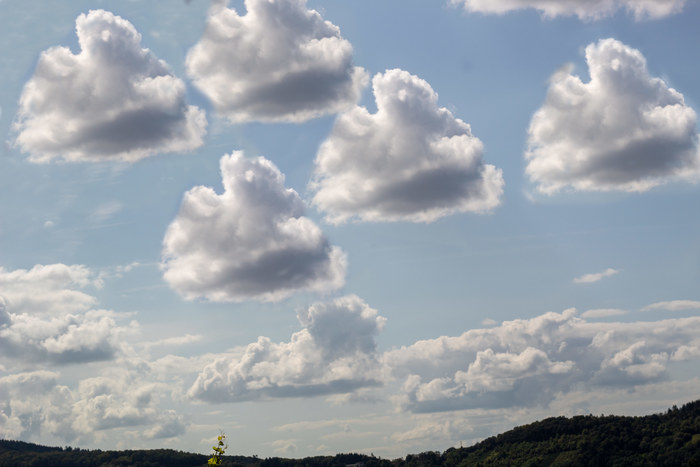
[573,268,620,284]
[641,300,700,312]
[481,318,498,326]
[581,308,627,319]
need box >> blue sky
[1,0,700,458]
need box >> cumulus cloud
[573,267,620,284]
[161,152,346,302]
[526,38,700,194]
[0,264,134,366]
[641,300,700,312]
[13,9,206,163]
[0,369,185,442]
[189,295,385,402]
[185,0,367,123]
[384,309,700,413]
[450,0,686,20]
[310,69,504,224]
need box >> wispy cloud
[641,300,700,312]
[573,268,620,284]
[581,308,627,319]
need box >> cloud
[310,69,504,224]
[450,0,686,20]
[580,308,628,318]
[189,295,385,402]
[0,368,186,443]
[641,300,700,312]
[161,152,346,302]
[573,267,620,284]
[526,39,700,194]
[0,264,134,366]
[185,0,367,123]
[384,309,700,413]
[0,264,97,314]
[13,9,206,163]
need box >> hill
[2,399,699,466]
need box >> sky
[1,0,700,459]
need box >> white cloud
[0,264,135,366]
[188,295,385,402]
[310,69,504,224]
[385,309,700,413]
[451,0,686,20]
[0,264,97,314]
[161,152,346,302]
[0,368,186,443]
[581,308,627,318]
[186,0,367,123]
[13,9,206,163]
[526,38,700,194]
[573,267,620,284]
[641,300,700,312]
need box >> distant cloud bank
[526,39,700,194]
[13,10,206,163]
[161,152,346,302]
[186,0,367,123]
[385,308,700,413]
[451,0,686,20]
[310,69,504,224]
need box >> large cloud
[185,0,367,123]
[13,9,206,163]
[189,295,386,402]
[450,0,686,20]
[526,39,700,194]
[310,69,504,224]
[0,369,185,443]
[385,308,700,413]
[161,152,346,302]
[0,264,134,366]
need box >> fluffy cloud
[0,264,97,314]
[13,9,206,163]
[0,264,134,366]
[189,295,385,402]
[0,369,185,442]
[526,39,700,194]
[573,267,620,284]
[185,0,367,123]
[385,309,700,413]
[450,0,686,20]
[161,152,346,302]
[310,69,504,224]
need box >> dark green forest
[2,399,699,466]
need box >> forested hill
[2,399,699,466]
